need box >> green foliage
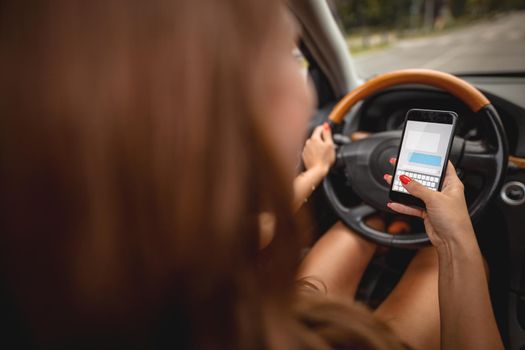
[332,0,525,31]
[333,0,412,28]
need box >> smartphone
[389,109,458,208]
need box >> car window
[329,0,525,78]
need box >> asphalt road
[353,11,525,78]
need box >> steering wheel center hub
[339,131,402,211]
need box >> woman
[294,122,502,349]
[0,1,502,349]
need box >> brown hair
[0,1,405,349]
[294,291,408,350]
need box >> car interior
[289,1,525,349]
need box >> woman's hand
[386,159,503,350]
[386,160,504,350]
[292,123,335,211]
[302,123,335,176]
[384,161,474,249]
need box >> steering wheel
[323,69,508,248]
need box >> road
[353,11,525,78]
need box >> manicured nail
[323,122,330,130]
[399,175,411,185]
[389,158,396,164]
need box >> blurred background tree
[330,0,525,32]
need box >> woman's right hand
[302,123,335,176]
[384,161,475,249]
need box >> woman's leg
[297,218,383,299]
[374,247,440,350]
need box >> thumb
[399,174,434,204]
[311,125,323,140]
[322,122,333,145]
[443,161,462,188]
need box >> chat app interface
[392,120,453,194]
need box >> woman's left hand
[302,122,335,176]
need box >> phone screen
[391,119,455,194]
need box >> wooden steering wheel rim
[328,68,490,124]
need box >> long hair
[0,0,304,348]
[0,1,406,349]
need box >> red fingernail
[383,174,390,181]
[323,122,330,130]
[399,175,411,185]
[389,158,395,164]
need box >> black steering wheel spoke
[350,203,377,222]
[459,140,498,177]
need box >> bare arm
[259,169,325,249]
[292,166,327,211]
[387,162,503,350]
[259,123,335,249]
[436,232,502,350]
[292,123,335,211]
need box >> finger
[399,174,434,203]
[442,161,455,187]
[443,161,463,188]
[389,157,397,167]
[446,160,457,177]
[311,125,323,140]
[387,202,424,218]
[383,174,392,185]
[321,122,334,145]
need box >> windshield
[330,1,525,78]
